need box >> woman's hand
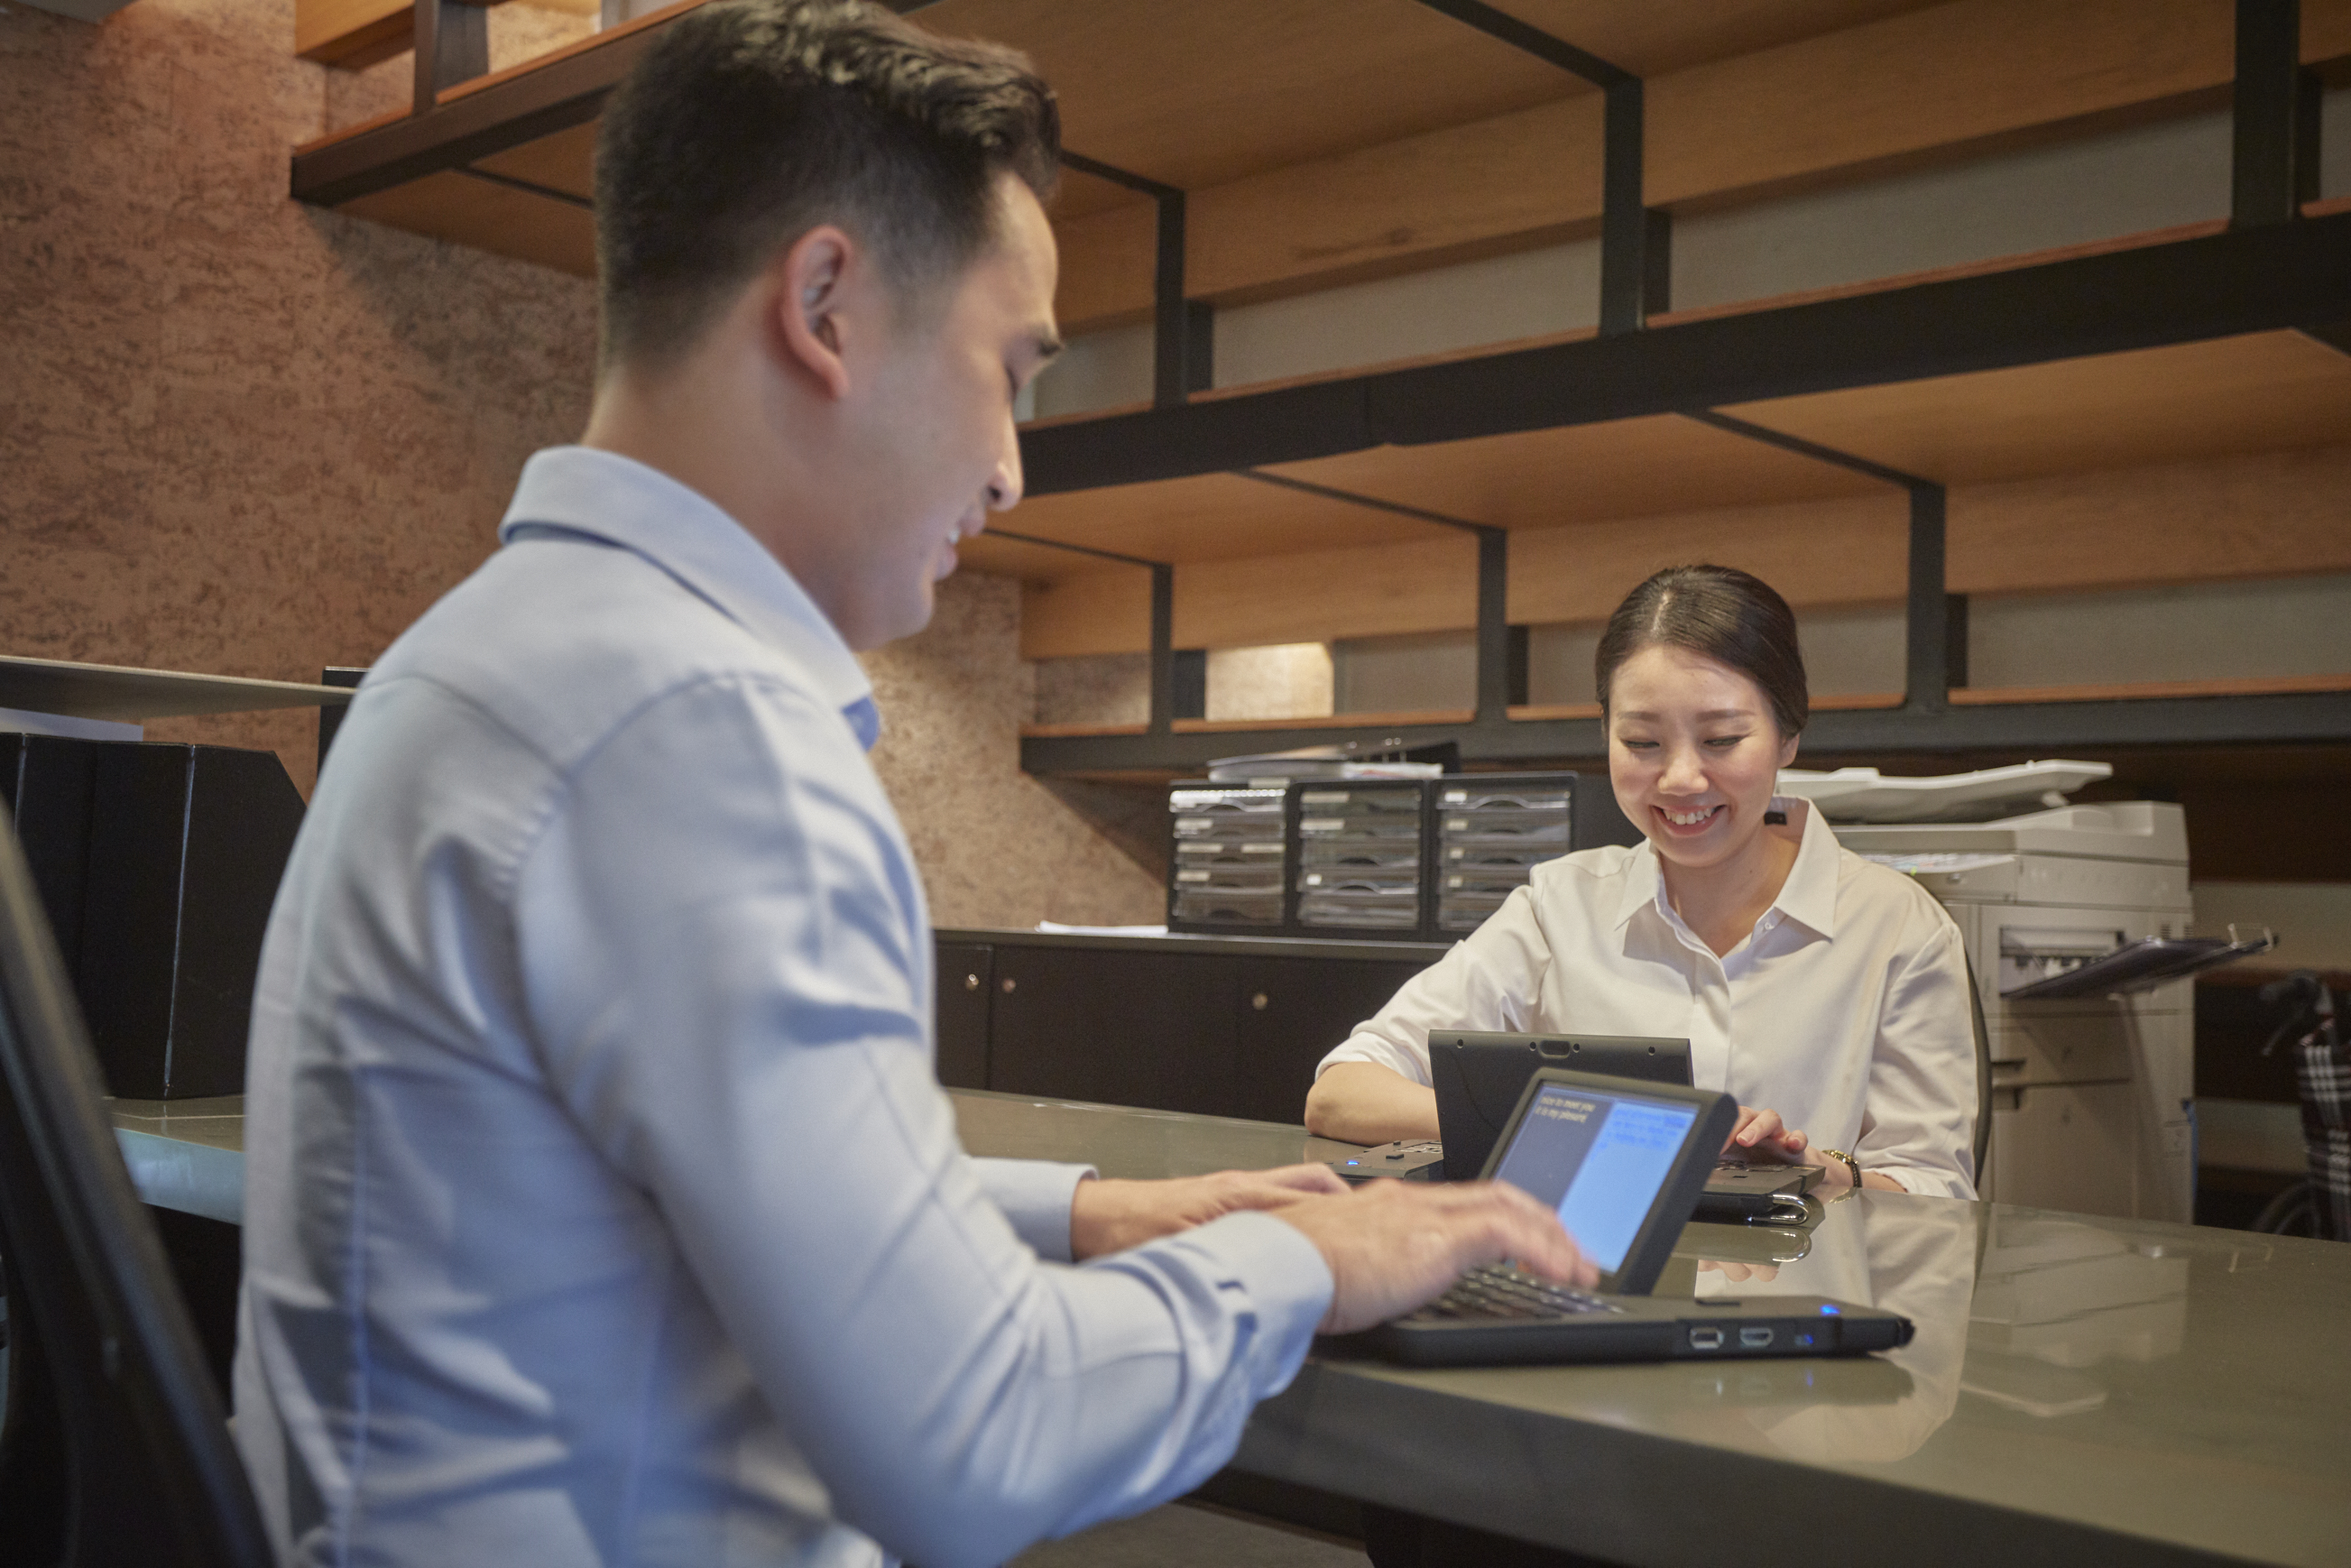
[1725,1103,1817,1168]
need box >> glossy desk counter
[112,1090,2351,1566]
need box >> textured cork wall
[1,0,596,792]
[864,575,1163,928]
[0,0,1158,927]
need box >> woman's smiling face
[1606,641,1800,874]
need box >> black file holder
[76,743,306,1099]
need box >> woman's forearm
[1305,1061,1442,1144]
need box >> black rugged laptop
[1430,1030,1824,1221]
[1350,1067,1913,1367]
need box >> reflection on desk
[106,1090,2351,1566]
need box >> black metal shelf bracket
[1060,152,1202,409]
[410,0,494,117]
[1412,0,1661,333]
[1686,410,1950,715]
[1231,471,1510,722]
[2232,0,2318,228]
[985,528,1181,734]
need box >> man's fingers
[1256,1162,1351,1195]
[1437,1180,1596,1289]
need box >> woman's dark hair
[1594,565,1809,738]
[595,0,1060,372]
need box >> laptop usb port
[1690,1326,1725,1351]
[1738,1326,1775,1349]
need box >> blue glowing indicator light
[1819,1304,1840,1315]
[1345,1159,1360,1167]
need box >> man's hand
[1727,1103,1812,1165]
[1068,1165,1348,1259]
[1268,1179,1596,1334]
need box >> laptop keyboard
[1415,1264,1618,1321]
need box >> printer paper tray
[2002,934,2274,1000]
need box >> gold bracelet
[1819,1148,1863,1190]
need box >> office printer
[1780,761,2265,1224]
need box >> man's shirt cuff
[971,1157,1095,1262]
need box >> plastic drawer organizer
[1434,779,1575,934]
[1295,783,1428,933]
[1167,785,1289,930]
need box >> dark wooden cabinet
[990,945,1242,1115]
[935,941,994,1090]
[936,930,1441,1124]
[1230,955,1431,1125]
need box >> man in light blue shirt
[232,5,1590,1565]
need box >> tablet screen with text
[1489,1083,1698,1274]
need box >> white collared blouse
[1318,799,1978,1197]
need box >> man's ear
[772,225,857,401]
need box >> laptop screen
[1490,1080,1700,1275]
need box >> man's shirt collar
[498,446,880,747]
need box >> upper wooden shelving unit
[291,0,2351,773]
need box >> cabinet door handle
[1001,977,1018,993]
[1251,992,1268,1010]
[964,973,981,991]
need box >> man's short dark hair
[595,0,1060,371]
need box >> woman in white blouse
[1304,565,1978,1198]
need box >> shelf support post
[1148,562,1176,735]
[1409,1,1657,333]
[1058,153,1200,407]
[411,0,491,116]
[1474,527,1510,725]
[1599,78,1662,334]
[1152,190,1197,408]
[2232,0,2310,227]
[1904,484,1950,715]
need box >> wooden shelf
[1950,674,2351,706]
[1172,708,1472,734]
[0,657,353,724]
[1022,685,2351,778]
[280,3,2351,770]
